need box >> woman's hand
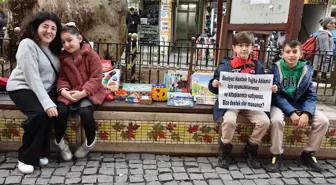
[46,107,58,117]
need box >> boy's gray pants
[269,106,329,154]
[220,109,270,145]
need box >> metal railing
[2,37,336,98]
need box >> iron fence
[2,37,336,98]
[0,38,15,78]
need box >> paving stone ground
[0,152,336,184]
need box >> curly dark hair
[19,11,62,56]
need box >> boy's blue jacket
[270,60,316,117]
[208,58,265,122]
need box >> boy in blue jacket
[266,39,329,172]
[209,31,273,169]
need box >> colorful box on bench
[191,72,216,105]
[167,92,194,107]
[115,89,128,100]
[152,83,168,101]
[101,60,120,92]
[122,83,152,96]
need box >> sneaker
[265,154,283,172]
[75,138,97,158]
[55,138,73,161]
[244,142,261,169]
[39,157,49,166]
[17,161,34,174]
[218,141,234,169]
[300,151,323,172]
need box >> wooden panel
[0,94,213,114]
[227,24,286,31]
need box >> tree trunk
[6,0,128,60]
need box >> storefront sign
[304,0,328,4]
[160,0,172,54]
[161,4,169,11]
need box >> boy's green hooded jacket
[280,59,307,99]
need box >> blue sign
[161,12,168,18]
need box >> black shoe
[265,154,283,172]
[300,151,323,172]
[244,142,261,169]
[218,141,234,169]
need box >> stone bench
[0,94,336,159]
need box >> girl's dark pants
[55,102,96,145]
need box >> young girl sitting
[55,22,105,160]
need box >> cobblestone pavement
[0,152,336,185]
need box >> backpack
[301,35,318,61]
[0,77,8,94]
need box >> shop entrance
[176,2,199,40]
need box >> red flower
[326,129,336,138]
[294,135,302,143]
[167,122,177,132]
[99,131,109,140]
[202,135,212,143]
[126,129,136,139]
[214,125,220,134]
[10,129,19,137]
[156,131,166,139]
[188,125,199,134]
[127,122,140,130]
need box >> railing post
[126,34,132,83]
[130,34,138,83]
[189,37,196,74]
[188,37,196,92]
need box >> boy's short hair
[232,31,255,46]
[282,39,302,49]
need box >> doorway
[176,3,199,40]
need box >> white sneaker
[18,161,34,174]
[75,138,97,158]
[39,157,49,166]
[55,138,73,161]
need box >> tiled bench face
[94,120,336,149]
[0,118,78,144]
[1,116,336,150]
